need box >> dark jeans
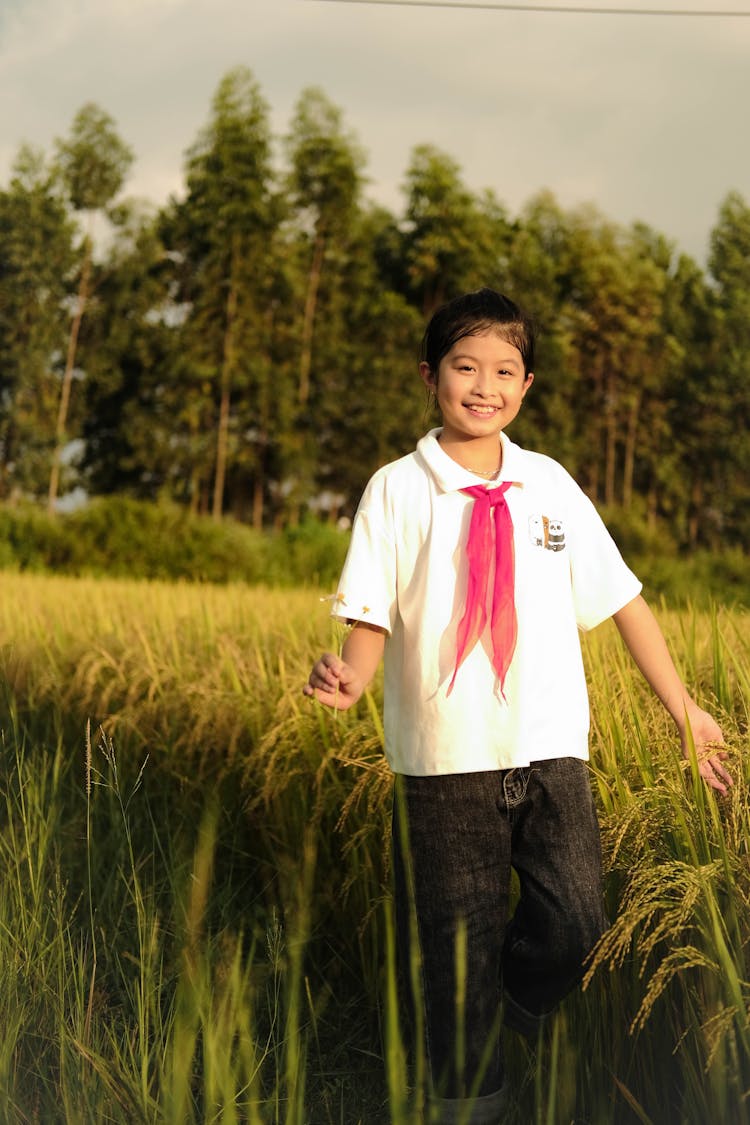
[391,759,607,1101]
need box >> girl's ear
[419,361,436,392]
[522,371,534,395]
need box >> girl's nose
[472,369,493,396]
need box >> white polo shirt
[333,429,642,775]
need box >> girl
[303,289,731,1125]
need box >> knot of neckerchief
[447,482,517,698]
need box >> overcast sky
[2,0,749,265]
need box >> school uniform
[332,429,642,1117]
[334,428,641,773]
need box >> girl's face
[419,330,533,446]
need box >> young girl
[303,289,732,1125]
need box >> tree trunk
[212,377,232,521]
[587,357,603,502]
[688,477,703,550]
[604,362,617,507]
[189,463,201,515]
[212,239,240,521]
[252,471,264,530]
[49,234,92,512]
[298,227,326,405]
[622,388,641,508]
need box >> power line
[314,0,750,16]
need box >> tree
[706,191,750,547]
[547,207,670,509]
[275,89,370,523]
[285,87,364,406]
[49,103,133,509]
[503,192,580,472]
[400,145,511,316]
[300,205,425,515]
[603,223,675,519]
[78,204,184,500]
[660,252,719,547]
[0,147,75,499]
[174,67,277,520]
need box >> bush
[0,499,745,604]
[266,520,349,588]
[66,497,271,582]
[598,502,677,561]
[0,504,74,571]
[596,504,750,606]
[0,499,351,587]
[637,547,750,608]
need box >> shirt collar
[416,429,526,494]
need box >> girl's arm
[304,621,387,711]
[612,594,733,794]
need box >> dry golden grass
[0,571,746,1122]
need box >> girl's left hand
[681,705,733,795]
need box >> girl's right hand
[303,652,365,710]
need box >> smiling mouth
[464,404,500,415]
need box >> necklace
[438,437,502,479]
[463,464,501,479]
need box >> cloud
[1,0,748,263]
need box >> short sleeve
[331,474,397,634]
[564,476,642,631]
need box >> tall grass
[0,573,746,1122]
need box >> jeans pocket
[502,767,531,807]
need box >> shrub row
[0,499,349,587]
[0,497,746,604]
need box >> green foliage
[0,498,349,586]
[1,496,746,605]
[636,548,750,609]
[597,504,750,607]
[401,144,512,316]
[599,501,678,560]
[1,71,749,546]
[0,502,70,571]
[54,102,133,213]
[707,191,750,549]
[48,102,134,511]
[285,86,364,233]
[267,519,351,588]
[79,207,182,497]
[0,148,76,499]
[172,66,279,520]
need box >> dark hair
[420,288,535,376]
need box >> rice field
[0,572,747,1124]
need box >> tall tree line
[0,66,747,549]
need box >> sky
[1,0,749,265]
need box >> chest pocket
[527,514,566,553]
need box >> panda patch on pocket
[528,515,566,552]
